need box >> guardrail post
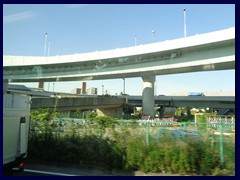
[146,121,149,145]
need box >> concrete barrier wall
[31,96,126,110]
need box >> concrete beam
[31,96,126,110]
[3,79,9,91]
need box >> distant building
[71,86,97,95]
[87,88,97,95]
[38,82,44,89]
[71,88,82,94]
[82,82,87,94]
[71,82,97,95]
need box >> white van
[3,91,31,175]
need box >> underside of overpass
[4,27,235,117]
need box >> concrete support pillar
[142,75,155,117]
[3,79,9,92]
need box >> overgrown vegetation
[28,109,235,176]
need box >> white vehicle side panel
[3,93,30,165]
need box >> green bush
[85,112,98,120]
[28,110,235,175]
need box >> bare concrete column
[3,79,9,92]
[142,75,155,117]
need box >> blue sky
[3,4,235,95]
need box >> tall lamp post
[48,40,51,56]
[102,85,104,95]
[151,30,155,42]
[44,32,48,56]
[183,8,187,37]
[48,82,50,91]
[134,35,137,46]
[123,78,125,94]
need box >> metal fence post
[146,121,149,145]
[99,126,103,141]
[58,118,61,138]
[184,122,187,141]
[219,125,224,169]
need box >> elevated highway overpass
[3,27,235,117]
[30,95,235,117]
[8,84,234,113]
[128,96,235,109]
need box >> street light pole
[134,35,137,46]
[183,8,187,37]
[152,30,155,42]
[44,32,48,56]
[123,78,125,94]
[48,40,51,56]
[102,85,104,95]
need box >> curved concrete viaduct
[129,96,235,109]
[3,27,235,117]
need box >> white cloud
[65,4,88,9]
[3,11,35,24]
